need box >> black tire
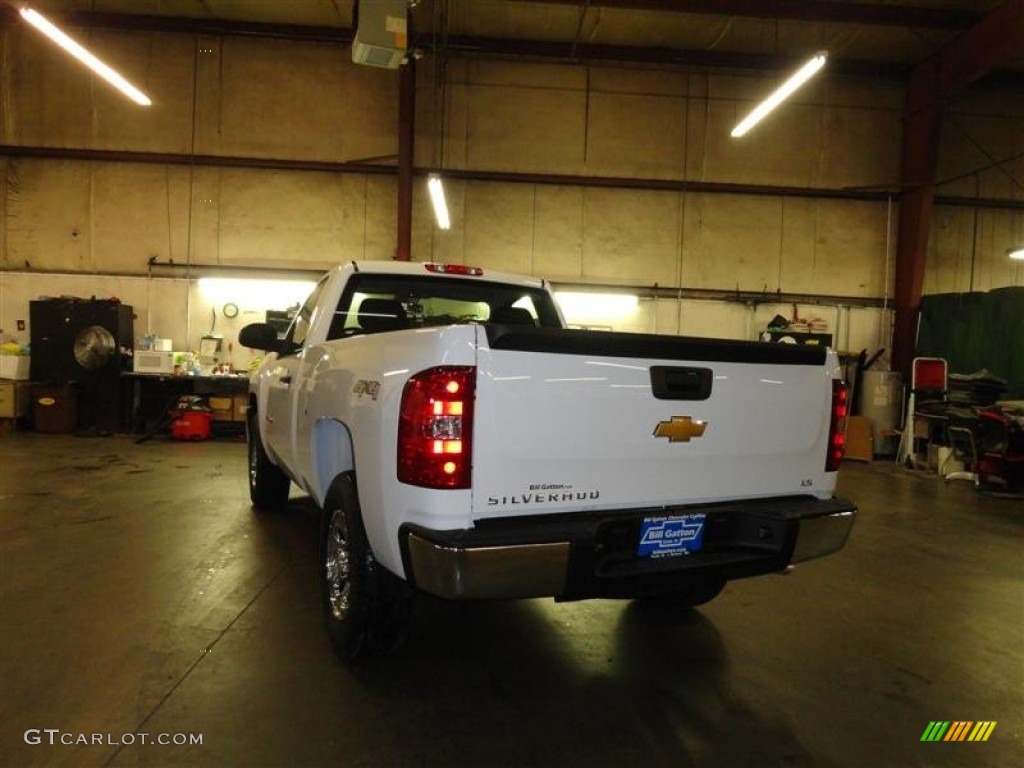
[633,577,726,609]
[320,473,414,661]
[247,408,290,511]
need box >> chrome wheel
[325,508,352,620]
[247,431,258,491]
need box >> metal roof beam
[0,5,909,77]
[0,6,355,43]
[439,34,906,77]
[509,0,981,30]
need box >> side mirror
[239,323,283,353]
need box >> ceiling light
[197,278,316,308]
[20,7,152,106]
[1009,247,1024,261]
[554,291,639,323]
[428,174,451,230]
[731,52,827,138]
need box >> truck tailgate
[472,327,837,520]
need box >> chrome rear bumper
[405,534,569,600]
[790,509,856,564]
[402,497,856,601]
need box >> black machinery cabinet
[30,298,134,434]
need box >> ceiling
[9,0,1023,79]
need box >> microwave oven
[133,350,175,374]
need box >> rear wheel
[247,408,290,511]
[634,577,726,609]
[320,473,414,661]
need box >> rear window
[327,274,561,339]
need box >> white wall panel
[4,159,91,271]
[531,185,584,280]
[581,188,679,286]
[210,37,397,162]
[809,200,889,297]
[926,207,1024,294]
[817,104,901,191]
[365,175,399,261]
[91,163,191,274]
[585,91,686,179]
[466,85,586,174]
[676,299,750,340]
[463,182,534,275]
[682,194,782,291]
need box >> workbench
[122,372,250,434]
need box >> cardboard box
[0,381,30,419]
[233,394,249,422]
[844,416,874,462]
[0,356,30,380]
[208,396,233,421]
[208,394,248,423]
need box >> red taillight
[826,378,848,471]
[424,262,484,277]
[398,366,476,489]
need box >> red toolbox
[170,397,212,440]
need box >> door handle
[650,366,712,400]
[279,375,292,385]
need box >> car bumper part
[401,495,856,601]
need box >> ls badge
[653,416,707,443]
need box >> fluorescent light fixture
[1008,247,1024,261]
[20,7,152,106]
[428,174,451,230]
[555,291,639,324]
[197,278,316,308]
[731,52,827,138]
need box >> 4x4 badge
[653,416,707,443]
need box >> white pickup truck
[240,260,856,660]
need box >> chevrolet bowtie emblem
[653,416,707,443]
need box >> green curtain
[917,287,1024,399]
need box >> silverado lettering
[488,491,601,506]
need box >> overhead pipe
[3,144,1023,212]
[550,279,890,309]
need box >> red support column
[890,0,1024,378]
[395,58,415,261]
[891,89,941,378]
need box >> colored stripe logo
[921,721,997,742]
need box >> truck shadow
[353,582,821,766]
[247,496,825,767]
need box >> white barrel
[860,370,904,455]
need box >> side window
[281,280,326,355]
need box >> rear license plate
[637,514,706,558]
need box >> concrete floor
[0,433,1020,768]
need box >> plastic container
[860,370,904,456]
